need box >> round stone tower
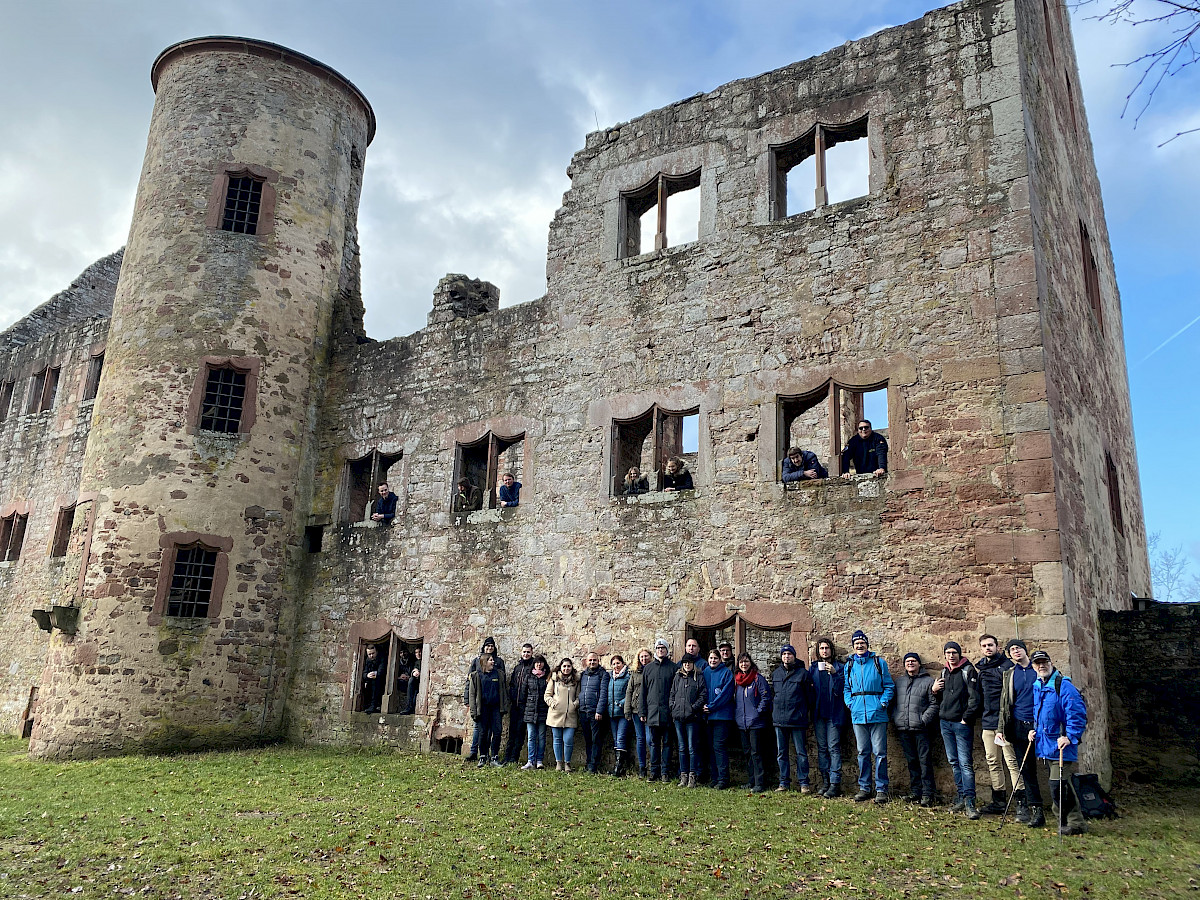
[29,38,374,758]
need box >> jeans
[648,724,672,778]
[551,726,575,765]
[775,726,811,787]
[526,723,546,764]
[674,720,700,775]
[609,716,629,752]
[940,720,975,799]
[897,729,935,797]
[476,705,503,759]
[739,728,765,790]
[632,717,648,769]
[504,707,526,763]
[852,721,889,791]
[709,720,731,786]
[581,714,606,771]
[814,718,842,784]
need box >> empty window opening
[611,404,700,494]
[778,381,886,481]
[221,174,264,235]
[50,505,75,558]
[437,735,464,755]
[687,616,792,669]
[771,117,869,219]
[339,449,402,525]
[1079,221,1103,331]
[619,169,702,258]
[166,544,218,618]
[0,381,13,423]
[686,618,736,662]
[1065,72,1078,134]
[453,432,524,510]
[0,513,29,562]
[26,366,59,414]
[1106,452,1124,535]
[199,365,247,434]
[82,352,104,402]
[303,525,325,553]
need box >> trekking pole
[993,738,1034,834]
[1057,744,1064,849]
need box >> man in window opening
[782,445,828,483]
[503,643,537,765]
[393,644,412,710]
[497,472,521,508]
[404,646,422,715]
[464,637,506,760]
[840,419,888,479]
[661,456,694,492]
[370,482,398,525]
[453,477,483,513]
[361,644,386,714]
[622,466,650,496]
[467,653,509,768]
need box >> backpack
[1071,773,1118,819]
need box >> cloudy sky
[1,0,1196,577]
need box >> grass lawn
[1,736,1196,899]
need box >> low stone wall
[1100,603,1200,784]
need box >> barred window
[200,366,247,434]
[166,545,218,618]
[221,175,264,234]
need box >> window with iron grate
[166,544,219,618]
[200,366,247,434]
[221,175,264,234]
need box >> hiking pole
[1057,744,1065,849]
[993,738,1034,834]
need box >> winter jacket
[607,668,631,719]
[734,671,771,730]
[640,657,677,727]
[508,656,537,705]
[467,667,509,719]
[452,486,483,512]
[781,450,828,482]
[809,659,847,726]
[1032,670,1087,762]
[669,668,707,723]
[892,671,939,731]
[661,464,694,491]
[622,475,650,496]
[521,671,549,726]
[703,663,735,721]
[770,662,816,729]
[936,660,982,724]
[840,431,888,475]
[843,652,895,725]
[497,481,521,506]
[463,651,506,703]
[578,665,610,717]
[999,663,1039,738]
[624,669,645,721]
[371,491,398,523]
[976,652,1014,730]
[544,673,580,728]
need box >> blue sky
[1,0,1196,568]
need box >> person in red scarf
[733,652,772,794]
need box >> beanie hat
[781,644,797,656]
[851,630,868,645]
[679,653,697,667]
[655,638,670,650]
[481,636,496,652]
[903,651,921,664]
[1005,638,1028,654]
[943,641,962,654]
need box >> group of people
[359,642,422,714]
[461,629,1091,837]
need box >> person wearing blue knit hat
[843,630,895,803]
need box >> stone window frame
[445,417,538,515]
[345,620,431,717]
[186,355,260,437]
[150,531,233,626]
[617,168,702,259]
[79,345,106,404]
[204,163,280,237]
[769,116,870,218]
[49,502,76,559]
[1105,451,1124,535]
[686,600,813,670]
[0,379,14,424]
[25,363,61,415]
[335,446,405,525]
[609,403,701,496]
[776,378,889,482]
[0,500,31,563]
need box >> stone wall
[1101,604,1200,784]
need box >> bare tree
[1148,530,1193,600]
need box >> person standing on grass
[976,633,1020,814]
[734,652,771,794]
[606,655,632,776]
[545,657,580,772]
[669,653,707,787]
[640,639,677,782]
[684,637,711,784]
[626,649,653,778]
[932,640,983,818]
[578,652,611,774]
[703,648,734,790]
[809,637,846,798]
[520,655,550,770]
[464,637,505,761]
[772,643,816,793]
[999,639,1045,827]
[843,630,895,804]
[503,643,537,765]
[467,653,508,768]
[892,651,939,806]
[1030,649,1088,836]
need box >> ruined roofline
[1,249,122,349]
[151,36,376,145]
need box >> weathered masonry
[0,0,1147,782]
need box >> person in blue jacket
[606,655,632,776]
[703,649,735,789]
[734,652,772,794]
[497,471,521,507]
[809,637,846,797]
[781,446,828,482]
[843,629,895,803]
[771,643,816,792]
[578,651,611,774]
[1030,649,1089,836]
[370,482,399,524]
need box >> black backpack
[1071,773,1118,819]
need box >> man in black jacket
[502,643,536,765]
[976,634,1020,813]
[370,482,398,524]
[464,637,505,760]
[771,643,816,792]
[932,641,983,818]
[840,420,888,478]
[640,639,677,782]
[892,652,939,806]
[360,644,386,714]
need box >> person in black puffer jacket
[503,643,537,765]
[640,640,677,781]
[932,641,983,818]
[892,652,939,805]
[669,654,707,787]
[519,656,550,769]
[578,652,611,774]
[771,643,816,793]
[976,634,1019,814]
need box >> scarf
[946,656,968,673]
[734,668,758,687]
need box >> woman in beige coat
[545,658,580,772]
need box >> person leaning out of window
[661,456,693,492]
[622,466,650,496]
[840,419,888,479]
[781,446,827,482]
[453,477,483,512]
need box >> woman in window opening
[545,657,580,772]
[669,653,708,787]
[622,466,650,496]
[703,648,735,789]
[606,654,632,775]
[625,649,653,777]
[809,637,846,798]
[453,477,483,512]
[520,655,550,770]
[404,645,422,715]
[661,456,694,492]
[734,652,772,794]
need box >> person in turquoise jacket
[842,629,895,803]
[1030,649,1089,835]
[702,649,735,789]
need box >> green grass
[0,735,1196,899]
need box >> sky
[0,0,1196,575]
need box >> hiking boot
[950,796,966,813]
[775,784,788,792]
[982,790,1007,815]
[1059,824,1086,836]
[964,798,982,820]
[679,773,689,787]
[1015,801,1031,824]
[687,774,697,788]
[824,783,842,799]
[854,789,872,802]
[875,791,889,804]
[1028,805,1046,827]
[920,795,934,808]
